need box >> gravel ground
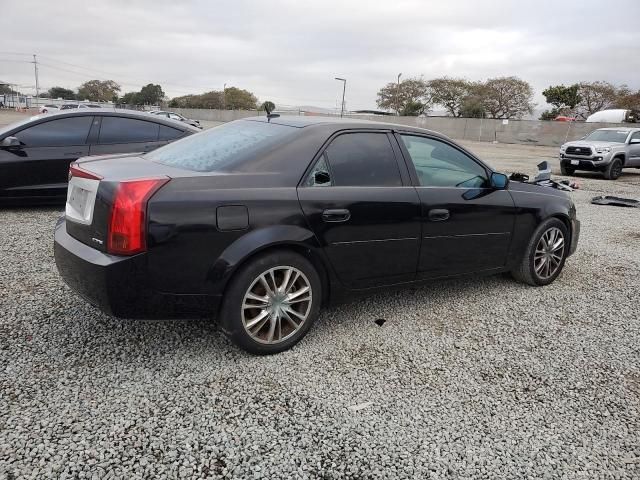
[1,144,640,479]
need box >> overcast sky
[2,0,639,111]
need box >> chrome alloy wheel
[534,227,565,280]
[241,266,313,344]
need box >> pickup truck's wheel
[221,250,321,355]
[560,164,575,175]
[604,158,622,180]
[511,218,569,286]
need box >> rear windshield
[585,130,629,143]
[147,120,296,172]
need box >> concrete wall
[172,108,632,147]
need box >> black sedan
[0,109,199,204]
[54,116,580,354]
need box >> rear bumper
[54,217,220,319]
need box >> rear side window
[15,116,93,147]
[99,117,159,144]
[323,133,402,187]
[159,125,184,141]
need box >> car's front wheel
[511,218,569,286]
[604,158,622,180]
[220,250,322,354]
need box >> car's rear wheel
[511,218,569,286]
[604,158,622,180]
[560,164,575,175]
[220,250,321,354]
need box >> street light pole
[32,54,40,103]
[335,77,346,117]
[396,72,402,116]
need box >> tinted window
[323,133,401,187]
[401,135,488,188]
[148,120,296,172]
[630,131,640,141]
[15,116,93,147]
[99,117,159,144]
[159,125,184,141]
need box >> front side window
[400,135,488,188]
[323,133,401,187]
[630,131,640,142]
[14,116,93,147]
[98,117,159,144]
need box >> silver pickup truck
[559,127,640,180]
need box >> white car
[38,104,61,114]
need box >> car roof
[243,115,447,137]
[0,108,200,136]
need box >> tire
[560,164,575,176]
[604,158,623,180]
[220,250,322,355]
[511,218,569,286]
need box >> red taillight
[69,163,102,181]
[107,178,169,255]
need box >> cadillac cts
[54,116,580,354]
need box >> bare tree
[481,77,534,119]
[428,77,474,117]
[578,81,618,115]
[376,78,431,116]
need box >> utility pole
[32,54,40,102]
[396,73,402,116]
[335,77,346,117]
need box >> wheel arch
[209,226,333,314]
[612,153,626,165]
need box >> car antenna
[265,104,279,122]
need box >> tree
[224,87,258,110]
[542,84,581,111]
[119,92,140,105]
[578,81,617,115]
[376,78,431,116]
[47,86,76,100]
[260,100,276,112]
[77,80,121,102]
[614,85,640,112]
[481,76,534,119]
[428,77,474,117]
[0,84,17,95]
[138,84,164,105]
[168,87,258,110]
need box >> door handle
[65,152,84,156]
[322,209,351,223]
[428,208,450,221]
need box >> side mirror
[1,136,21,150]
[313,171,331,186]
[490,172,509,189]
[630,138,640,145]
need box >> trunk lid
[65,153,195,252]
